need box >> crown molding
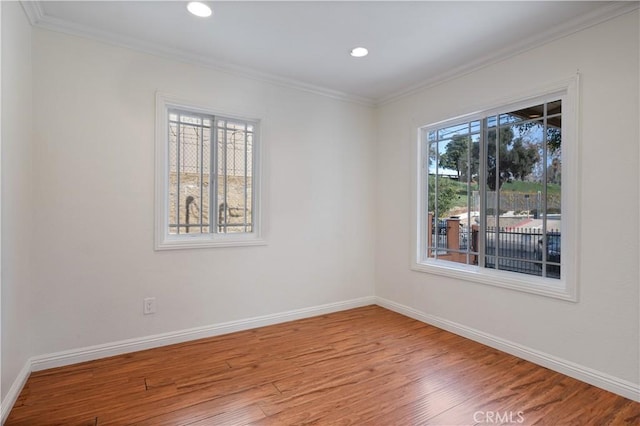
[20,0,44,24]
[378,1,640,106]
[19,1,639,107]
[18,1,375,107]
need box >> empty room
[2,1,639,425]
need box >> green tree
[438,127,539,190]
[514,121,561,155]
[485,127,539,191]
[438,135,469,180]
[428,176,457,217]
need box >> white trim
[0,361,31,425]
[20,2,637,106]
[2,295,637,422]
[410,263,576,302]
[155,237,268,251]
[0,296,373,420]
[19,0,43,26]
[380,2,639,105]
[19,1,373,107]
[411,76,580,302]
[154,93,266,250]
[29,296,375,372]
[375,297,640,402]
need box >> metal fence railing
[480,227,560,278]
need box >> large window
[155,95,264,249]
[414,82,578,300]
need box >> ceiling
[24,1,633,104]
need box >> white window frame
[411,76,580,301]
[155,93,266,250]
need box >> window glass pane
[168,122,178,235]
[484,126,497,270]
[545,121,561,279]
[421,98,564,282]
[491,120,543,276]
[439,135,466,181]
[201,127,211,232]
[427,142,437,258]
[485,255,496,271]
[246,133,254,230]
[178,121,207,235]
[500,121,543,267]
[543,231,561,279]
[500,103,544,125]
[161,104,261,247]
[167,112,212,235]
[438,122,470,140]
[434,215,447,252]
[428,124,478,266]
[469,135,480,264]
[547,99,562,115]
[227,121,246,131]
[180,115,201,125]
[217,120,254,234]
[547,115,562,155]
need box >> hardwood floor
[6,305,639,425]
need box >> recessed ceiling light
[187,1,212,18]
[350,47,369,58]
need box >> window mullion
[176,114,181,235]
[478,119,487,269]
[434,140,439,260]
[494,121,501,271]
[542,104,549,277]
[223,127,228,232]
[244,124,249,233]
[211,118,218,234]
[199,120,204,234]
[466,125,471,265]
[421,137,427,262]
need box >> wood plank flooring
[6,305,640,425]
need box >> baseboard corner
[29,295,377,372]
[1,359,32,424]
[374,296,640,402]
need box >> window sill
[411,260,577,302]
[155,234,267,251]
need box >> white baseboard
[375,296,640,402]
[1,296,375,423]
[3,294,636,424]
[1,359,31,425]
[30,296,376,372]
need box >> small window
[414,80,578,301]
[155,95,264,249]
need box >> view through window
[168,109,255,236]
[423,99,562,279]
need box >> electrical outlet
[143,297,156,315]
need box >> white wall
[375,10,639,386]
[1,1,34,401]
[2,2,638,408]
[29,29,376,356]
